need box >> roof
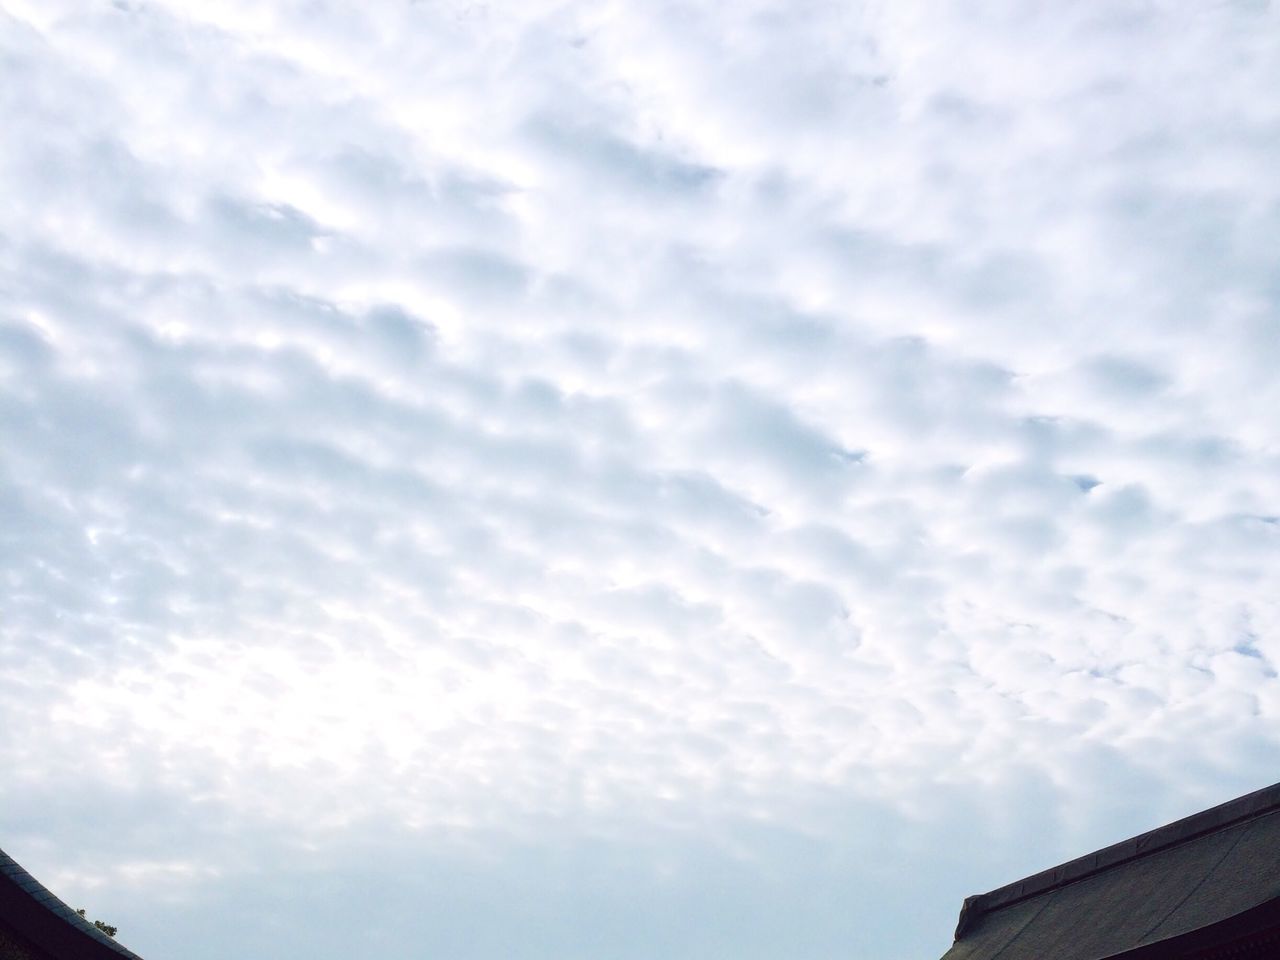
[0,845,145,960]
[941,781,1280,960]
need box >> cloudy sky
[2,1,1279,958]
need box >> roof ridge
[954,780,1280,939]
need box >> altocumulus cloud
[2,1,1279,958]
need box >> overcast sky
[2,1,1279,958]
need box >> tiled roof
[940,781,1280,960]
[0,845,146,960]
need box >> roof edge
[0,846,146,960]
[955,780,1280,939]
[1104,894,1280,960]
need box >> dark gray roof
[0,845,146,960]
[941,781,1280,960]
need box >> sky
[1,1,1279,958]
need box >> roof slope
[941,781,1280,960]
[0,846,145,960]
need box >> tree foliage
[75,908,118,939]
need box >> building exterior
[0,847,144,960]
[939,781,1280,960]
